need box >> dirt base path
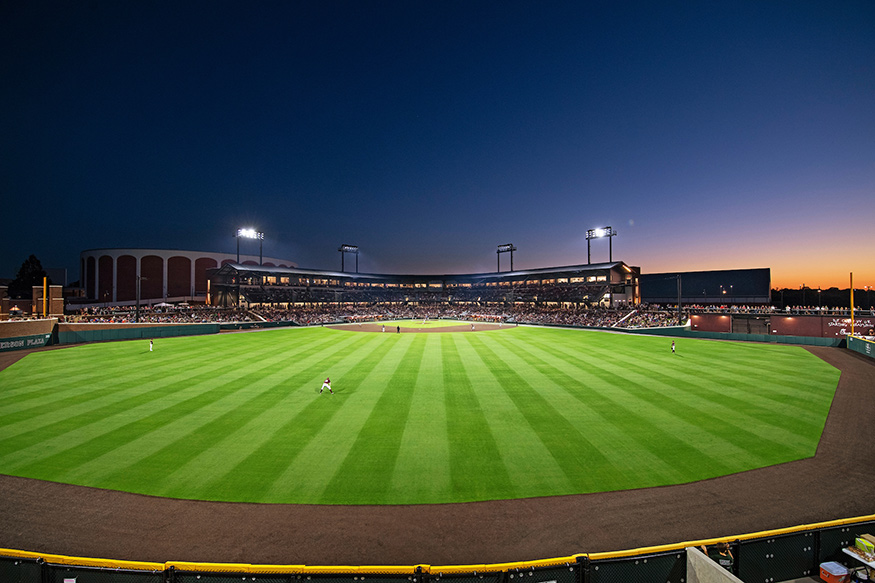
[1,344,872,567]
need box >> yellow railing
[1,513,873,575]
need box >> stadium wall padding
[1,515,873,583]
[625,327,845,346]
[847,336,875,360]
[0,333,53,352]
[57,323,220,345]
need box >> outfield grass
[0,326,839,504]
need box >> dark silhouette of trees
[8,255,51,299]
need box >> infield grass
[0,326,839,504]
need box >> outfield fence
[2,514,872,583]
[57,323,221,345]
[626,327,846,347]
[847,336,875,360]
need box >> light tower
[339,244,359,273]
[236,228,264,265]
[496,243,516,272]
[585,226,616,264]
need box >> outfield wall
[0,319,57,352]
[1,515,872,583]
[57,323,220,345]
[692,313,875,339]
[627,325,844,347]
[847,336,875,360]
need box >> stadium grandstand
[208,261,640,310]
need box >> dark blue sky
[2,1,873,287]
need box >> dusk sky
[2,1,873,289]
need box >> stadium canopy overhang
[210,261,640,286]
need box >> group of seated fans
[72,302,686,329]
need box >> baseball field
[0,322,840,506]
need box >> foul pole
[850,272,855,337]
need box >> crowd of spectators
[243,303,685,330]
[71,305,256,324]
[26,301,875,328]
[687,304,875,316]
[50,302,691,330]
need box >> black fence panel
[817,520,875,567]
[47,563,164,583]
[505,564,577,583]
[0,556,42,583]
[586,551,685,583]
[301,575,416,583]
[173,573,291,583]
[428,570,504,583]
[738,532,816,583]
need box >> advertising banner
[824,316,875,338]
[0,333,52,352]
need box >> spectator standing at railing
[700,543,733,572]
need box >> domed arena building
[79,248,297,304]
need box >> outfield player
[671,340,675,354]
[320,377,333,394]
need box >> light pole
[236,228,264,264]
[586,227,616,264]
[135,275,148,323]
[339,244,359,273]
[497,243,516,272]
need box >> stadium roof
[214,261,637,282]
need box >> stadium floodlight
[496,243,517,272]
[339,244,359,273]
[585,226,616,264]
[236,228,264,265]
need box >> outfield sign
[0,333,52,352]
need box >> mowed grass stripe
[626,346,835,444]
[0,350,256,469]
[516,329,738,480]
[153,330,374,497]
[0,337,276,438]
[441,334,576,497]
[319,335,427,503]
[390,334,451,503]
[678,346,839,417]
[442,334,514,501]
[5,335,320,481]
[463,333,619,495]
[490,333,684,487]
[0,330,317,436]
[210,331,401,503]
[74,330,367,495]
[520,329,831,469]
[556,336,818,455]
